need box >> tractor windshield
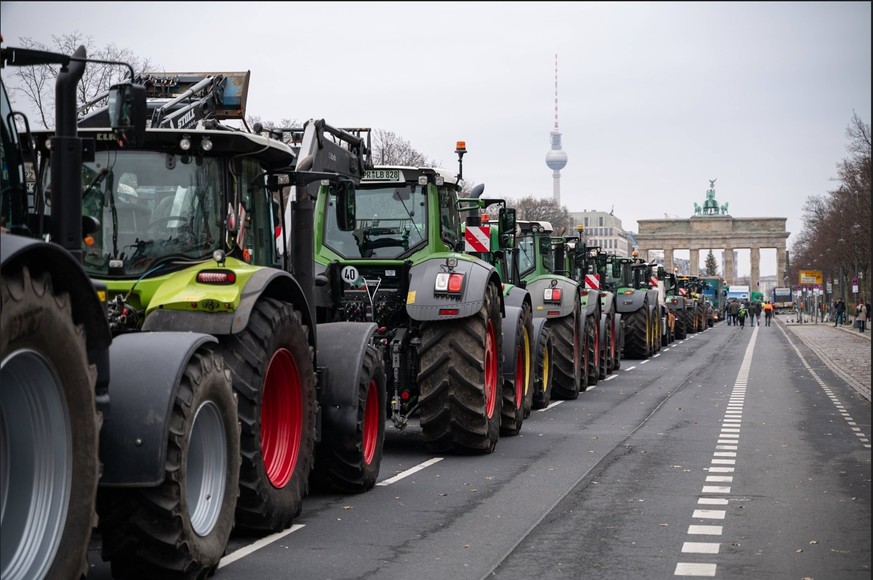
[324,183,427,259]
[76,151,223,277]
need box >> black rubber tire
[500,303,533,436]
[613,316,623,371]
[311,345,386,493]
[531,324,554,410]
[418,282,503,454]
[623,304,650,359]
[98,346,240,580]
[1,266,99,580]
[548,299,581,400]
[585,314,599,389]
[674,309,688,339]
[599,317,609,380]
[218,298,317,533]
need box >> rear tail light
[435,272,465,294]
[197,270,237,285]
[544,288,562,302]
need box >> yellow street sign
[798,270,822,285]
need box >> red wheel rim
[484,320,498,418]
[260,348,301,488]
[362,379,379,465]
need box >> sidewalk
[778,316,871,402]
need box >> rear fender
[406,257,501,321]
[500,306,523,381]
[317,322,379,442]
[616,291,646,314]
[99,332,218,486]
[526,277,579,319]
[142,268,314,345]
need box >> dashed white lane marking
[376,457,443,486]
[536,400,565,413]
[777,322,871,448]
[604,374,619,381]
[219,524,305,569]
[623,366,637,371]
[675,563,717,576]
[640,359,651,364]
[682,542,720,554]
[676,326,758,577]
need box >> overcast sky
[2,1,870,277]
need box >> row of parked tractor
[1,46,715,580]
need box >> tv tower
[545,53,568,205]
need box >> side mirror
[499,207,516,236]
[335,183,356,231]
[612,261,621,278]
[657,266,666,278]
[107,82,146,147]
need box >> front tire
[418,283,503,454]
[98,347,240,580]
[501,303,533,436]
[1,266,99,580]
[218,298,317,533]
[311,345,386,493]
[549,299,582,400]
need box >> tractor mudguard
[532,316,550,347]
[616,291,647,313]
[1,236,112,353]
[526,277,579,319]
[668,295,686,311]
[405,257,499,321]
[98,331,218,486]
[142,267,314,342]
[500,306,523,382]
[503,284,530,310]
[316,321,379,440]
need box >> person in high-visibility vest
[762,301,774,326]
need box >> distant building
[568,210,632,257]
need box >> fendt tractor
[309,141,505,454]
[605,253,660,359]
[675,274,708,333]
[2,45,241,580]
[654,265,677,345]
[18,67,388,576]
[516,220,585,403]
[459,193,552,432]
[567,234,622,377]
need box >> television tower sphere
[546,146,567,170]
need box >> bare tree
[371,129,437,167]
[790,112,871,302]
[506,196,574,235]
[4,32,155,128]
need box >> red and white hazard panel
[584,273,600,289]
[650,275,658,287]
[679,288,687,296]
[464,225,490,252]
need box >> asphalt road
[87,321,871,580]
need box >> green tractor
[31,72,387,562]
[516,220,585,403]
[311,142,505,454]
[675,275,708,333]
[459,196,554,432]
[566,233,623,377]
[606,254,660,359]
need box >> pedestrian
[834,298,846,327]
[856,302,867,333]
[763,300,774,326]
[753,300,762,327]
[737,303,747,329]
[729,299,739,327]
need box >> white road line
[536,400,565,413]
[698,498,729,505]
[623,366,637,371]
[219,524,305,569]
[675,562,717,576]
[682,542,721,554]
[692,509,726,519]
[687,525,723,535]
[640,359,650,364]
[376,457,443,486]
[604,374,618,381]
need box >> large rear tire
[1,266,99,580]
[311,345,386,493]
[531,324,554,411]
[218,298,317,533]
[548,299,582,400]
[500,303,533,436]
[98,346,240,580]
[674,308,688,339]
[585,314,599,389]
[623,304,650,359]
[418,283,502,454]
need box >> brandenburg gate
[633,180,789,289]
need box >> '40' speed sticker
[341,265,363,288]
